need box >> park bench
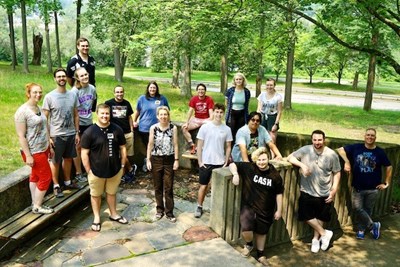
[0,183,89,260]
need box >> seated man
[182,83,214,154]
[231,111,282,162]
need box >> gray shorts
[51,135,77,164]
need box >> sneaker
[320,230,333,251]
[241,245,253,257]
[258,256,270,266]
[75,173,87,182]
[65,182,83,190]
[32,205,54,214]
[121,172,135,183]
[371,222,381,239]
[155,212,164,220]
[194,206,203,218]
[131,164,138,176]
[54,186,64,198]
[142,158,148,172]
[166,215,177,223]
[311,238,320,253]
[356,230,365,240]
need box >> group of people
[14,37,392,265]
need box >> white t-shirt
[257,92,283,115]
[197,121,233,165]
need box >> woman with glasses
[231,111,282,162]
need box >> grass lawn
[1,63,399,177]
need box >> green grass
[1,63,399,177]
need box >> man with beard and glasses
[287,130,341,253]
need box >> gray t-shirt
[71,84,97,126]
[197,121,233,165]
[14,104,49,154]
[292,145,341,197]
[42,89,78,137]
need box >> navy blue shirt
[344,144,391,190]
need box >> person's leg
[34,188,47,207]
[73,142,83,176]
[29,182,36,205]
[255,233,267,254]
[106,193,118,218]
[151,156,165,214]
[62,158,73,182]
[91,195,102,224]
[306,218,326,239]
[164,156,175,217]
[352,189,372,231]
[197,184,209,206]
[50,162,60,185]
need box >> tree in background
[1,0,19,70]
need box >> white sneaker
[311,238,320,253]
[320,230,333,251]
[241,245,253,257]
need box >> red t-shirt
[189,95,214,119]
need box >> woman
[15,83,54,214]
[133,81,170,171]
[225,73,251,142]
[146,106,179,222]
[257,78,283,151]
[229,147,283,266]
[71,67,97,182]
[231,111,282,162]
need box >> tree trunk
[45,22,52,73]
[172,57,179,89]
[21,0,29,73]
[114,47,123,82]
[7,7,17,70]
[180,48,192,97]
[256,10,266,98]
[220,53,228,94]
[54,11,62,67]
[121,52,127,77]
[363,27,378,111]
[31,33,43,66]
[352,71,359,90]
[284,11,295,110]
[76,0,82,54]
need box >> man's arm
[228,162,240,185]
[119,145,127,167]
[197,139,204,167]
[268,142,282,160]
[326,171,341,203]
[132,109,140,128]
[74,107,80,144]
[67,77,74,87]
[238,143,250,162]
[274,194,283,220]
[182,107,194,129]
[377,165,393,190]
[224,141,232,167]
[81,148,91,173]
[337,147,351,172]
[287,152,311,177]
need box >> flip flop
[109,216,128,224]
[91,222,101,232]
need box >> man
[287,130,341,253]
[66,37,96,87]
[229,147,283,266]
[81,104,128,232]
[337,128,392,240]
[105,85,137,183]
[182,83,214,154]
[194,103,233,218]
[42,68,82,198]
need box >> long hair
[145,81,161,99]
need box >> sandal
[91,222,101,232]
[109,216,128,224]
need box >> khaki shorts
[124,132,134,157]
[88,168,122,197]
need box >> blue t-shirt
[344,143,391,190]
[136,95,169,133]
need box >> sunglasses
[251,118,260,123]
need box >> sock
[53,184,60,189]
[257,250,264,258]
[129,167,133,172]
[246,241,253,247]
[64,180,71,186]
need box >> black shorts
[262,113,280,132]
[298,191,331,222]
[199,164,223,185]
[240,205,272,235]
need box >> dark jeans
[352,188,378,231]
[150,155,175,216]
[227,109,246,143]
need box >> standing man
[287,130,341,253]
[337,128,392,240]
[81,104,128,232]
[194,103,233,218]
[66,37,96,87]
[105,85,137,183]
[182,83,214,154]
[42,68,82,198]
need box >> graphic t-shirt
[188,95,214,119]
[105,98,134,134]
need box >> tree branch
[263,0,400,75]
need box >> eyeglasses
[251,118,260,123]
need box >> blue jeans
[352,188,378,231]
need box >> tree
[20,0,29,73]
[31,32,43,65]
[53,0,63,67]
[1,0,18,69]
[76,0,81,53]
